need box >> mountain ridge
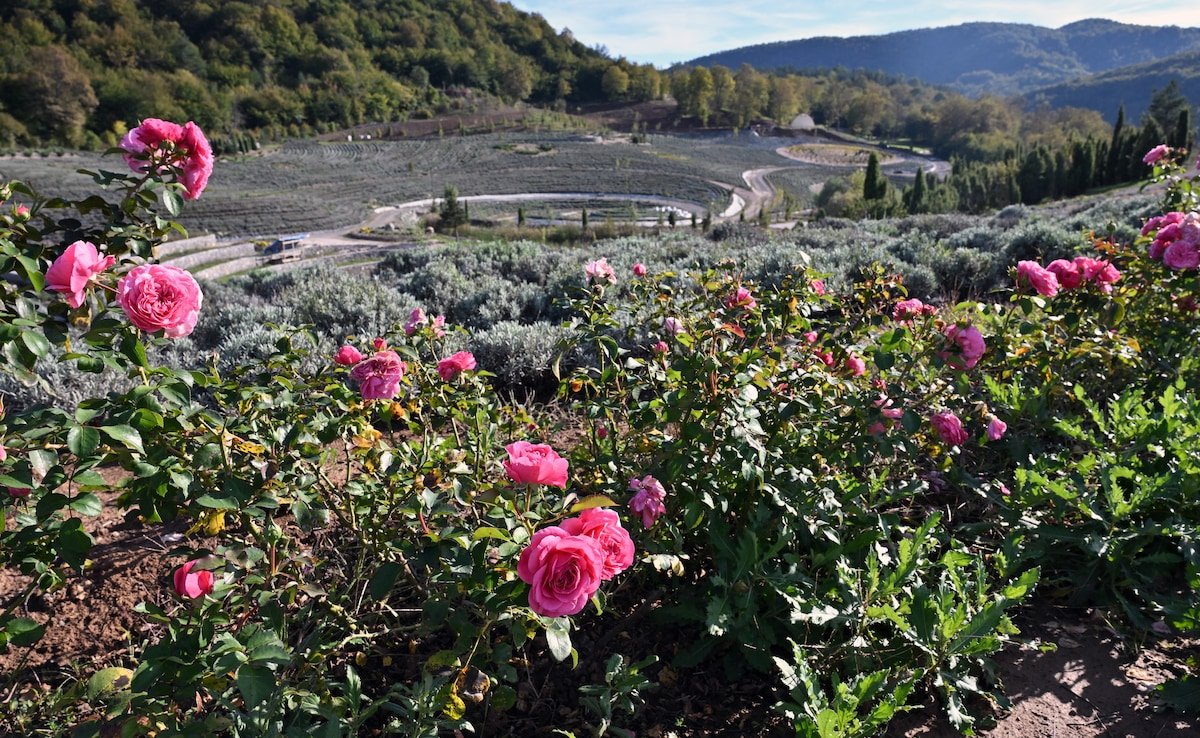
[685,19,1200,99]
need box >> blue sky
[510,1,1195,66]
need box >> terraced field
[1,132,834,236]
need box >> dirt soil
[3,485,1197,737]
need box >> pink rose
[120,118,213,200]
[941,324,985,370]
[1046,259,1082,290]
[652,340,669,355]
[585,258,617,285]
[116,264,203,338]
[632,262,647,277]
[334,345,363,366]
[1143,144,1170,166]
[517,526,604,618]
[987,416,1007,442]
[810,279,826,296]
[173,559,215,599]
[404,308,426,335]
[628,475,667,529]
[1016,260,1059,297]
[437,351,477,380]
[0,443,5,462]
[803,331,819,344]
[431,314,446,338]
[874,394,904,420]
[868,422,888,436]
[595,424,608,439]
[1141,212,1184,237]
[845,355,866,376]
[372,337,386,350]
[723,286,756,310]
[504,441,568,489]
[1164,241,1200,270]
[46,241,116,309]
[14,204,29,218]
[930,412,968,446]
[892,298,927,321]
[663,317,685,336]
[560,508,635,580]
[350,350,406,400]
[817,350,835,367]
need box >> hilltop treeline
[0,0,663,147]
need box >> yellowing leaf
[569,495,617,513]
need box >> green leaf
[1158,676,1200,714]
[69,493,103,517]
[100,425,143,454]
[471,526,511,541]
[119,332,149,368]
[28,449,57,479]
[53,522,93,570]
[68,426,101,457]
[237,664,275,708]
[15,254,45,292]
[368,561,403,600]
[21,330,51,359]
[569,495,617,513]
[544,617,572,662]
[195,494,239,510]
[4,616,46,647]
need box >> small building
[262,233,307,264]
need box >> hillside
[0,0,659,147]
[685,19,1200,98]
[1029,48,1200,122]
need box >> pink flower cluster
[404,307,446,337]
[585,258,617,285]
[724,286,757,310]
[46,241,115,309]
[120,118,213,200]
[504,441,569,489]
[892,298,936,321]
[628,475,667,529]
[1144,212,1200,270]
[1143,144,1171,166]
[173,559,214,599]
[1016,261,1060,296]
[116,264,204,338]
[940,324,986,370]
[437,351,477,380]
[350,350,407,400]
[1047,257,1121,293]
[518,508,634,617]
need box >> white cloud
[512,0,1198,65]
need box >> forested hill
[1029,49,1200,122]
[686,19,1200,98]
[0,0,660,147]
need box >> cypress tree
[863,153,885,200]
[1106,105,1125,185]
[905,168,927,213]
[1172,108,1192,153]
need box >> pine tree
[438,186,466,230]
[517,206,525,227]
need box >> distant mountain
[1029,49,1200,122]
[686,19,1200,98]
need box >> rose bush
[1,126,1197,737]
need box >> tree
[686,67,715,125]
[904,167,927,213]
[1106,105,1126,185]
[438,186,467,231]
[863,153,887,201]
[10,45,98,143]
[601,64,630,100]
[1171,108,1193,153]
[710,65,735,114]
[1145,80,1189,140]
